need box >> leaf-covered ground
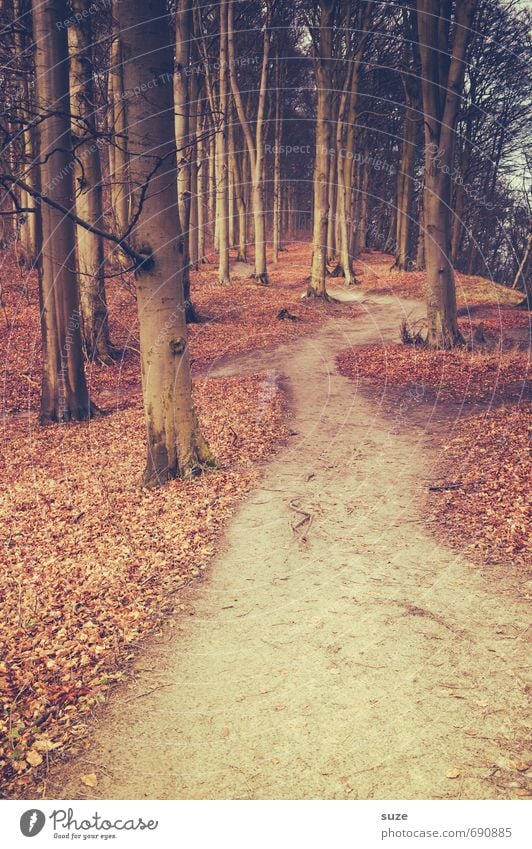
[354,251,524,307]
[427,406,530,569]
[337,345,529,405]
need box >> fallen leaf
[25,751,43,768]
[80,773,98,788]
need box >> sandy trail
[49,293,530,800]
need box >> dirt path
[48,293,530,800]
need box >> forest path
[50,292,530,800]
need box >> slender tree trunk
[229,119,247,262]
[175,0,198,320]
[119,0,213,485]
[208,124,216,247]
[416,191,425,270]
[272,58,283,263]
[307,3,333,298]
[108,0,129,234]
[189,92,199,271]
[513,231,531,308]
[394,100,417,270]
[334,61,356,283]
[228,0,269,283]
[216,0,231,284]
[14,0,37,267]
[326,143,337,263]
[196,112,207,263]
[354,154,369,257]
[228,113,235,248]
[33,0,94,423]
[68,0,113,361]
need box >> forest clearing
[0,0,530,813]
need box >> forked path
[51,293,530,800]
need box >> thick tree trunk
[68,0,113,361]
[119,0,213,485]
[417,0,477,348]
[33,0,93,423]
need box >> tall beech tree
[32,0,93,423]
[393,7,421,272]
[215,0,231,285]
[306,0,334,298]
[228,0,270,284]
[108,0,129,235]
[175,0,198,319]
[118,0,213,485]
[417,0,478,348]
[68,0,113,360]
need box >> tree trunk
[417,0,477,348]
[14,0,37,267]
[68,0,113,361]
[228,0,269,284]
[307,1,333,298]
[229,118,247,262]
[175,0,197,320]
[216,0,231,284]
[272,58,282,263]
[33,0,93,423]
[394,100,417,270]
[119,0,213,485]
[513,231,531,308]
[196,113,207,263]
[416,191,425,270]
[108,0,129,234]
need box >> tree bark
[228,0,269,283]
[307,0,334,298]
[394,101,417,270]
[272,56,283,264]
[108,0,129,234]
[68,0,113,361]
[119,0,213,485]
[33,0,94,423]
[417,0,477,348]
[216,0,231,284]
[175,0,197,319]
[14,0,37,267]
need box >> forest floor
[1,244,530,799]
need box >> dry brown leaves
[337,344,529,405]
[428,405,531,568]
[354,251,524,307]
